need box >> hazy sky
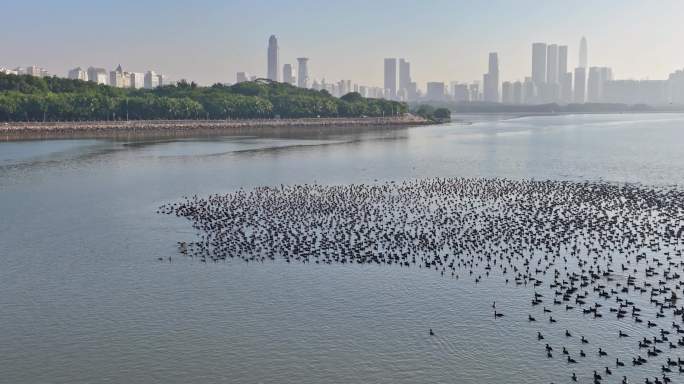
[3,0,684,87]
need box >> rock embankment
[1,114,431,140]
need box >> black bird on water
[159,178,684,382]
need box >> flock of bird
[158,177,684,383]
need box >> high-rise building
[501,81,513,104]
[144,70,159,89]
[668,69,684,104]
[452,83,469,102]
[523,77,535,104]
[26,65,44,77]
[560,72,573,103]
[600,67,613,83]
[532,43,547,86]
[426,82,446,101]
[546,44,559,84]
[130,72,144,89]
[579,37,588,69]
[558,46,568,76]
[384,58,397,99]
[512,81,523,104]
[483,52,500,102]
[398,58,411,98]
[282,64,294,85]
[87,67,108,85]
[297,58,309,88]
[469,83,480,101]
[574,67,587,103]
[157,74,169,87]
[603,80,668,105]
[267,35,279,82]
[109,65,125,87]
[68,67,87,81]
[587,67,603,102]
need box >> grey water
[1,113,683,384]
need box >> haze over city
[4,3,684,384]
[3,0,684,86]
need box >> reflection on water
[1,114,684,384]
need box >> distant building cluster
[0,65,49,77]
[5,34,684,106]
[68,65,169,89]
[235,35,390,99]
[1,63,170,90]
[406,36,684,106]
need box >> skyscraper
[283,64,294,85]
[579,37,588,69]
[558,46,570,102]
[483,52,500,102]
[558,45,568,76]
[296,58,309,88]
[384,58,397,99]
[398,58,411,98]
[546,44,559,84]
[532,43,547,86]
[267,35,279,82]
[587,66,602,102]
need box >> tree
[0,73,408,121]
[433,108,451,120]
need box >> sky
[3,0,684,88]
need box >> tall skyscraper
[483,52,500,102]
[267,35,279,82]
[398,58,411,98]
[532,43,547,86]
[574,67,587,103]
[546,44,559,84]
[558,45,568,75]
[384,58,397,99]
[296,58,309,88]
[283,64,294,85]
[558,46,570,102]
[579,37,588,69]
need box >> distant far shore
[0,114,431,141]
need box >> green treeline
[0,74,407,121]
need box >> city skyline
[2,0,684,87]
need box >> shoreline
[0,115,431,141]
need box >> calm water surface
[1,114,684,384]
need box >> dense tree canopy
[0,74,407,121]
